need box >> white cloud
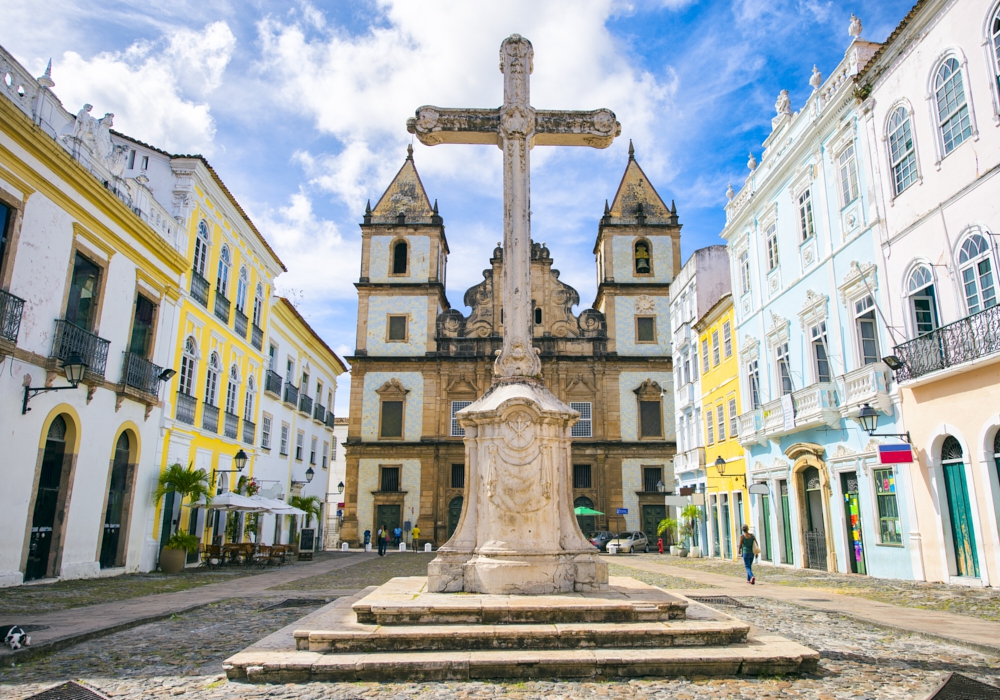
[50,21,235,155]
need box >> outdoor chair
[252,545,271,569]
[201,544,223,569]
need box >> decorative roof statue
[37,59,54,89]
[849,13,863,39]
[809,65,823,91]
[747,152,757,171]
[775,89,792,116]
[726,183,735,201]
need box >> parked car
[589,531,615,552]
[606,531,649,553]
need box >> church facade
[341,146,680,547]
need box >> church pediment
[445,374,480,396]
[566,374,596,396]
[370,147,435,223]
[606,143,672,224]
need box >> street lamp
[656,479,666,493]
[857,403,911,443]
[715,456,727,476]
[305,466,315,483]
[234,449,248,472]
[22,352,88,414]
[337,481,345,495]
[211,449,247,495]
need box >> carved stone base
[428,380,607,594]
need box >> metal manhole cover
[924,672,1000,699]
[687,595,753,608]
[24,681,110,700]
[261,598,330,611]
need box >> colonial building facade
[342,146,679,547]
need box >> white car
[606,531,649,553]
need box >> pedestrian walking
[377,524,387,556]
[393,525,402,547]
[411,525,421,552]
[738,524,759,584]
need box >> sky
[4,0,916,416]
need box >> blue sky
[4,0,914,416]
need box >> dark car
[589,531,615,552]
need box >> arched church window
[534,307,542,325]
[392,240,408,275]
[634,240,651,275]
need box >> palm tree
[153,462,213,507]
[289,495,321,527]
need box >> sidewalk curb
[834,611,1000,658]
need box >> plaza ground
[1,552,999,698]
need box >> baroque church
[341,144,681,547]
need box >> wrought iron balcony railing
[52,319,110,378]
[214,291,230,325]
[175,392,197,425]
[324,411,336,428]
[299,393,313,416]
[242,419,256,445]
[234,308,248,339]
[120,352,164,396]
[314,403,326,423]
[283,382,299,406]
[190,270,210,307]
[0,288,25,344]
[892,304,1000,382]
[265,370,282,396]
[251,323,263,350]
[223,410,239,439]
[202,403,220,433]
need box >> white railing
[0,50,39,120]
[761,400,785,434]
[791,382,839,428]
[737,409,764,447]
[839,362,890,416]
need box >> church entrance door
[376,504,401,541]
[448,497,463,539]
[641,504,666,546]
[576,496,597,536]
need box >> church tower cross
[408,34,620,379]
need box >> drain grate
[924,673,1000,699]
[24,681,110,700]
[687,595,753,609]
[261,598,330,611]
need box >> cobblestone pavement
[626,553,1000,622]
[606,563,716,590]
[3,585,998,698]
[270,552,436,591]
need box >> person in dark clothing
[738,524,757,584]
[377,524,387,556]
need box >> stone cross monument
[407,34,621,594]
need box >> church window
[392,240,408,275]
[723,321,732,358]
[380,466,401,492]
[570,402,592,437]
[765,224,779,271]
[716,404,726,442]
[798,189,815,241]
[534,307,542,325]
[711,331,720,366]
[888,107,918,195]
[957,232,996,314]
[854,295,880,366]
[643,467,663,494]
[739,251,751,296]
[217,246,231,298]
[775,342,793,395]
[451,464,465,489]
[935,57,973,155]
[705,412,714,445]
[636,316,656,343]
[236,267,248,312]
[839,144,860,205]
[634,240,652,275]
[573,464,592,489]
[451,400,472,437]
[380,401,404,439]
[387,315,408,342]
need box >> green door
[780,480,793,565]
[720,497,732,559]
[375,504,401,539]
[841,472,867,575]
[760,494,773,562]
[943,459,979,578]
[447,497,463,539]
[642,505,666,546]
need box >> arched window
[226,365,239,415]
[236,266,248,312]
[244,375,256,422]
[392,240,408,275]
[101,431,131,569]
[634,240,651,274]
[888,107,918,195]
[217,246,231,298]
[194,220,210,277]
[179,337,197,396]
[906,265,939,336]
[957,233,997,313]
[205,352,220,406]
[993,430,1000,484]
[935,58,973,156]
[252,282,264,327]
[534,307,542,325]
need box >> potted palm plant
[656,517,678,554]
[679,504,703,558]
[153,462,212,573]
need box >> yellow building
[695,293,749,559]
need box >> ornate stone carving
[849,13,863,39]
[775,90,792,116]
[634,295,655,313]
[809,66,823,91]
[747,152,757,171]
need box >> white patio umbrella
[185,491,264,512]
[248,495,307,516]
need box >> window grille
[639,400,662,438]
[380,401,403,438]
[570,402,592,437]
[387,315,407,341]
[636,316,655,342]
[643,467,662,493]
[451,463,465,489]
[573,464,592,489]
[451,401,472,437]
[381,466,400,492]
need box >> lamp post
[22,352,88,414]
[211,449,247,495]
[337,481,345,495]
[715,456,727,476]
[857,403,911,443]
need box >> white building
[325,416,348,549]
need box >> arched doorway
[100,432,132,569]
[575,496,596,536]
[801,466,827,570]
[786,443,834,572]
[941,436,979,578]
[447,496,463,539]
[26,416,71,581]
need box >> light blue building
[721,24,917,581]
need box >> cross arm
[407,106,500,146]
[532,108,621,148]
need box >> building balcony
[325,411,336,429]
[676,383,696,410]
[839,362,891,418]
[299,393,313,416]
[892,305,1000,383]
[202,403,220,433]
[175,392,197,425]
[242,419,255,445]
[265,370,282,397]
[234,308,248,339]
[190,270,210,307]
[314,403,326,423]
[214,291,231,325]
[251,323,263,350]
[52,319,110,379]
[0,288,25,350]
[737,408,765,447]
[675,447,706,474]
[223,410,239,440]
[283,382,299,407]
[119,352,164,399]
[758,383,840,440]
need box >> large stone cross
[407,34,620,380]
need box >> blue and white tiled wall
[365,296,428,356]
[360,371,424,442]
[612,235,673,283]
[614,295,673,356]
[369,235,431,283]
[618,371,675,442]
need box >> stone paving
[605,563,716,590]
[627,553,1000,621]
[272,552,436,591]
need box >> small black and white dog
[4,626,30,650]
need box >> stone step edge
[355,606,687,625]
[224,636,820,683]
